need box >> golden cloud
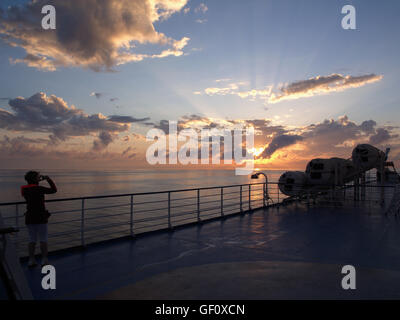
[198,74,383,104]
[0,0,189,71]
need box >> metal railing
[0,182,285,256]
[287,182,397,213]
[0,180,397,257]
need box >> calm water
[0,169,284,203]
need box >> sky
[0,0,399,170]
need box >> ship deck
[23,201,400,300]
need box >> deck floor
[22,201,400,299]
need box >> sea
[0,169,284,203]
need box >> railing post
[277,184,280,203]
[15,204,19,251]
[240,186,243,213]
[221,187,224,217]
[168,192,171,229]
[197,189,200,222]
[249,185,251,210]
[263,183,266,207]
[81,199,85,247]
[15,204,19,228]
[130,195,134,237]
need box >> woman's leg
[39,242,48,265]
[38,224,49,265]
[28,243,36,260]
[27,225,38,266]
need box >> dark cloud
[150,119,172,133]
[90,92,103,99]
[0,92,150,147]
[257,115,399,159]
[369,128,398,145]
[360,120,377,134]
[93,131,114,151]
[108,115,150,123]
[0,0,189,71]
[300,115,362,147]
[260,134,303,159]
[1,92,82,131]
[122,146,132,156]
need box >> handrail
[1,179,396,257]
[0,182,267,206]
[0,181,392,207]
[0,227,19,235]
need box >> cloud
[107,115,150,123]
[93,131,114,151]
[369,128,398,145]
[195,3,208,14]
[149,37,190,59]
[195,19,207,24]
[148,114,235,134]
[10,54,57,72]
[198,74,383,104]
[0,134,138,164]
[204,83,240,95]
[297,115,368,154]
[256,115,399,160]
[122,146,132,156]
[260,134,303,159]
[90,92,103,99]
[145,114,397,163]
[0,92,149,147]
[0,135,44,158]
[360,120,377,134]
[0,0,189,71]
[0,112,399,168]
[269,74,383,103]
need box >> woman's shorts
[27,224,48,243]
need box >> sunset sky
[0,0,399,170]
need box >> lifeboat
[305,158,356,186]
[278,171,308,196]
[352,144,386,171]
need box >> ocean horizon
[0,169,285,203]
